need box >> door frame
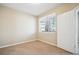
[74,6,79,54]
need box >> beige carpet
[0,40,72,55]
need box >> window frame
[39,13,57,32]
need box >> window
[39,14,56,32]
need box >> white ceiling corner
[1,3,62,16]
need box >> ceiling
[1,3,62,16]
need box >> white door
[57,10,75,53]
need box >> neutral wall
[37,3,79,45]
[0,5,36,47]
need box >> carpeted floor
[0,40,72,55]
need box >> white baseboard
[0,39,37,48]
[0,39,57,48]
[38,39,57,46]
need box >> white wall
[38,32,57,45]
[0,6,36,47]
